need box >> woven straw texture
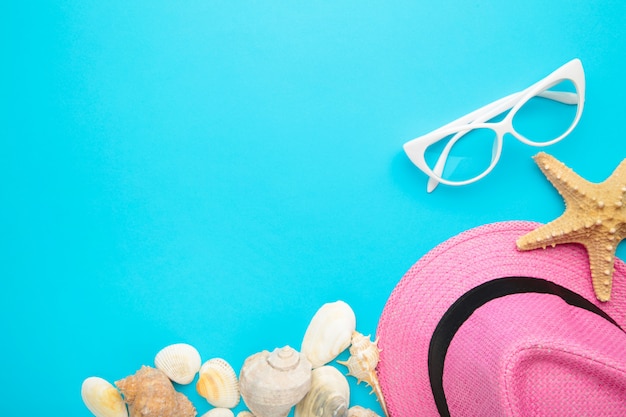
[377,221,626,417]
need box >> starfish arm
[602,158,626,190]
[583,237,618,302]
[516,215,588,250]
[532,152,596,208]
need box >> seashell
[239,345,312,417]
[236,412,255,417]
[294,366,349,417]
[301,300,356,368]
[347,406,381,417]
[81,376,129,417]
[338,332,388,417]
[115,365,196,417]
[154,343,202,385]
[196,358,240,408]
[200,408,235,417]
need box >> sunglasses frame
[403,59,585,193]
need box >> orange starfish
[516,152,626,302]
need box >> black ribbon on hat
[427,276,623,417]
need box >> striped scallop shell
[154,343,202,385]
[196,358,241,408]
[201,408,235,417]
[81,376,128,417]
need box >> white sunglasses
[403,59,585,192]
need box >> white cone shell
[301,301,356,368]
[154,343,202,385]
[81,376,128,417]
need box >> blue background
[2,1,626,416]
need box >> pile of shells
[82,300,386,417]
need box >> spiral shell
[239,346,312,417]
[154,343,202,385]
[301,301,356,368]
[196,358,240,408]
[115,366,197,417]
[338,332,387,417]
[81,376,128,417]
[201,408,235,417]
[294,366,349,417]
[347,406,381,417]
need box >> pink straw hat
[377,221,626,417]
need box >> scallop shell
[200,408,235,417]
[338,332,388,417]
[239,345,312,417]
[347,406,381,417]
[196,358,240,408]
[115,365,197,417]
[236,412,255,417]
[301,301,356,368]
[81,376,128,417]
[154,343,202,385]
[294,366,349,417]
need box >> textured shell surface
[239,345,312,417]
[196,358,241,408]
[154,343,202,385]
[301,300,356,368]
[294,366,349,417]
[236,412,255,417]
[81,376,129,417]
[347,406,381,417]
[200,408,235,417]
[338,332,387,417]
[115,366,197,417]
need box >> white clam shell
[295,366,349,417]
[347,406,381,417]
[196,358,241,408]
[154,343,202,385]
[239,346,312,417]
[201,408,235,417]
[301,301,356,368]
[81,376,128,417]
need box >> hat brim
[376,221,626,417]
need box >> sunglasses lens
[512,80,579,143]
[424,127,497,183]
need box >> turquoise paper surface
[2,1,625,415]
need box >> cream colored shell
[347,406,381,417]
[239,346,312,417]
[154,343,202,385]
[338,332,388,417]
[294,366,349,417]
[301,300,356,368]
[196,358,241,408]
[236,412,255,417]
[200,408,235,417]
[81,376,128,417]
